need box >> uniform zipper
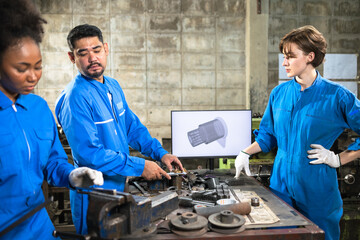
[13,104,31,161]
[107,92,118,123]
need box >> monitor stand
[208,158,215,172]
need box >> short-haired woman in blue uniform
[235,25,360,240]
[0,0,104,239]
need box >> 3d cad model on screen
[187,117,228,148]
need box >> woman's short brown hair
[279,25,327,68]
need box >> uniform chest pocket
[273,108,291,138]
[305,113,335,122]
[33,128,54,168]
[0,131,15,148]
[0,131,19,177]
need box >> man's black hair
[67,24,104,51]
[0,0,46,60]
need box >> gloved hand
[234,151,251,178]
[307,144,340,168]
[69,167,104,188]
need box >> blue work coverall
[0,91,74,239]
[256,72,360,240]
[55,73,168,234]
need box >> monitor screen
[171,110,252,158]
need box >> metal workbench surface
[150,171,325,240]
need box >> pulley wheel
[208,210,245,228]
[171,227,208,237]
[209,224,246,234]
[170,212,208,231]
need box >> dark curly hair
[0,0,47,60]
[279,25,327,68]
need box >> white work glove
[69,167,104,188]
[234,151,251,178]
[307,144,340,168]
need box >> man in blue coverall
[55,24,184,234]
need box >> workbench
[150,171,325,240]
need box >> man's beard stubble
[85,63,105,79]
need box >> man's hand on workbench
[235,151,251,178]
[161,153,185,172]
[142,160,171,180]
[307,144,341,168]
[69,167,104,188]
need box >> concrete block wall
[268,0,360,97]
[35,0,247,142]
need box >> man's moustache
[88,63,102,69]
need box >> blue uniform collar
[0,90,28,110]
[77,73,111,93]
[292,70,323,91]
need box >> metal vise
[85,188,155,239]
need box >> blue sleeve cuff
[127,156,146,177]
[348,138,360,151]
[254,129,276,153]
[158,149,169,162]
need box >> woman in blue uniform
[0,1,104,239]
[235,25,360,240]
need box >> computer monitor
[171,110,252,159]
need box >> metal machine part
[170,212,208,237]
[195,202,251,218]
[251,197,260,207]
[208,210,245,228]
[208,210,246,234]
[85,189,156,239]
[338,161,360,198]
[54,188,179,240]
[344,174,355,185]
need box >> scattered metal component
[170,212,208,237]
[216,198,236,205]
[168,171,187,177]
[247,213,255,223]
[251,197,260,207]
[230,188,242,202]
[208,210,246,234]
[170,212,208,231]
[193,204,208,210]
[206,177,219,189]
[344,174,355,185]
[132,181,150,197]
[208,210,245,228]
[209,224,246,234]
[195,202,251,218]
[216,184,230,199]
[170,175,183,193]
[171,227,208,237]
[179,196,215,208]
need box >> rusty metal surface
[148,173,325,240]
[150,225,325,240]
